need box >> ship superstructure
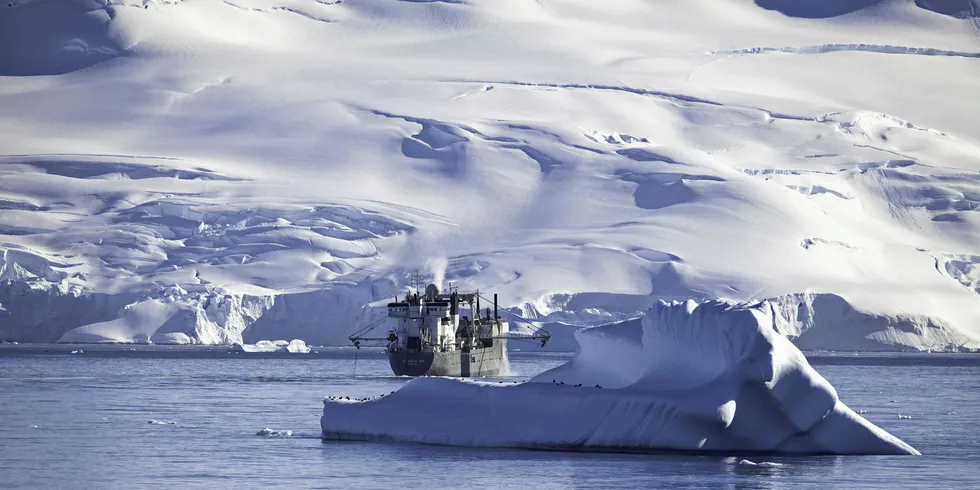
[350,278,549,377]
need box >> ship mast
[348,274,551,349]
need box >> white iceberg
[321,300,919,455]
[738,459,783,467]
[285,340,311,353]
[255,428,293,437]
[231,339,310,353]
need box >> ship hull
[387,339,507,377]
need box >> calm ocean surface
[0,345,978,489]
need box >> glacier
[1,0,979,351]
[320,300,920,455]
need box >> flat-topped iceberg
[321,299,919,455]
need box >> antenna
[411,271,423,293]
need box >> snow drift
[321,300,919,455]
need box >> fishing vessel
[350,278,550,377]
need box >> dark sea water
[0,345,978,489]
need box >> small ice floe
[255,428,292,437]
[856,409,868,414]
[898,414,913,420]
[738,459,783,467]
[148,420,177,425]
[28,425,38,429]
[70,350,83,354]
[946,412,957,415]
[231,339,310,353]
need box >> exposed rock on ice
[321,300,919,455]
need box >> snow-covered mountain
[1,0,978,350]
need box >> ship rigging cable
[348,315,390,347]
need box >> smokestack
[493,293,498,320]
[450,292,458,316]
[476,293,480,318]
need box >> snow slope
[1,0,979,349]
[320,300,920,455]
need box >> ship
[350,279,550,377]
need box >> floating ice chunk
[284,340,308,352]
[237,340,280,353]
[740,459,784,467]
[898,414,913,420]
[28,425,38,429]
[256,428,293,437]
[322,300,919,455]
[70,350,83,354]
[231,339,310,353]
[286,339,310,353]
[148,420,177,425]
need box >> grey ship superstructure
[351,280,549,377]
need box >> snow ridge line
[710,44,980,59]
[442,79,724,107]
[440,80,834,126]
[221,0,335,23]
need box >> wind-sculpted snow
[1,0,980,349]
[321,300,919,455]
